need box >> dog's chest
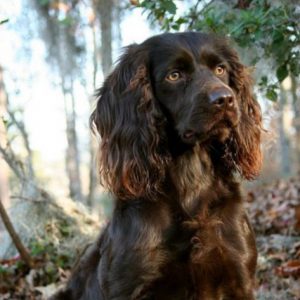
[188,192,243,262]
[158,202,245,299]
[165,189,242,260]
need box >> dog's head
[91,32,262,199]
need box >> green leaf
[38,0,49,6]
[0,265,7,274]
[176,17,187,25]
[276,64,289,82]
[161,0,177,14]
[141,1,155,10]
[290,62,300,77]
[0,19,9,25]
[259,76,268,87]
[172,23,180,30]
[266,88,278,101]
[59,16,73,26]
[289,51,300,76]
[272,30,285,44]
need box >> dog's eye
[166,71,181,82]
[214,65,226,76]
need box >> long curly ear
[226,47,262,179]
[90,45,170,200]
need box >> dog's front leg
[98,200,170,300]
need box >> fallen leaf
[275,260,300,278]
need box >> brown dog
[52,32,261,300]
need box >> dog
[51,32,262,300]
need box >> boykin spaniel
[52,32,262,300]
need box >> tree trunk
[63,82,83,202]
[87,135,98,207]
[95,0,113,76]
[291,76,300,171]
[87,20,99,207]
[88,0,116,206]
[278,84,291,176]
[32,0,84,202]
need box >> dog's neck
[167,142,241,216]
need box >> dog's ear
[90,45,170,200]
[225,46,262,179]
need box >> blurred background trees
[0,0,123,209]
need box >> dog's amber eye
[166,71,181,81]
[214,65,226,76]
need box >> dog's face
[146,33,240,144]
[91,32,262,199]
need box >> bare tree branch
[7,110,32,159]
[0,144,25,180]
[0,196,34,268]
[0,65,34,181]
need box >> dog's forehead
[144,32,225,70]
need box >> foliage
[0,194,102,298]
[135,0,300,101]
[0,235,74,299]
[0,238,73,298]
[0,19,9,25]
[29,239,72,270]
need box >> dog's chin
[207,126,232,143]
[181,123,235,145]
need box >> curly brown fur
[51,32,262,300]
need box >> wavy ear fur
[225,46,262,179]
[90,45,170,200]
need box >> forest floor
[0,175,300,300]
[247,175,300,299]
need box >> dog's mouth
[182,118,238,145]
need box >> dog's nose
[208,89,234,108]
